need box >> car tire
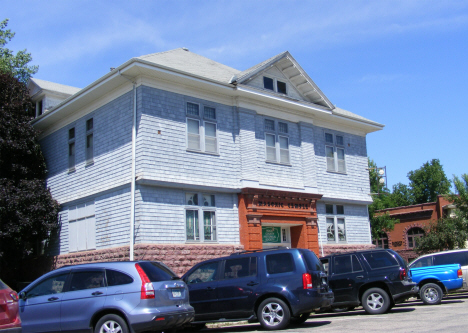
[95,314,129,333]
[361,287,390,314]
[420,283,443,305]
[290,312,310,324]
[257,297,291,330]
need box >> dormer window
[263,76,287,95]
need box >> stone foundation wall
[53,244,244,276]
[320,244,376,257]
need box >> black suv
[320,249,419,314]
[181,247,334,330]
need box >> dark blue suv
[182,247,334,330]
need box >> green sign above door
[262,226,281,243]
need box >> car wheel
[361,287,390,314]
[290,312,310,324]
[257,298,291,330]
[95,314,129,333]
[420,283,443,305]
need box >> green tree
[0,73,59,286]
[408,159,451,204]
[368,159,398,240]
[0,19,38,84]
[390,182,414,207]
[447,174,468,220]
[415,216,468,254]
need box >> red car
[0,279,21,332]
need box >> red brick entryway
[238,188,322,256]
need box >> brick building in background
[28,49,383,275]
[375,196,456,263]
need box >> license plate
[172,289,182,298]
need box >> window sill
[68,168,76,174]
[85,161,94,167]
[266,160,292,167]
[185,241,219,244]
[327,170,347,175]
[186,149,220,156]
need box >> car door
[217,256,260,319]
[60,268,107,332]
[328,255,366,303]
[19,271,70,333]
[184,261,220,321]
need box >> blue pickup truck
[410,263,463,305]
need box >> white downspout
[130,83,136,261]
[119,70,136,261]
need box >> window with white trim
[68,201,96,252]
[263,76,287,95]
[265,119,290,164]
[186,102,218,153]
[326,204,346,243]
[185,193,217,242]
[325,132,346,173]
[86,118,94,164]
[68,127,75,172]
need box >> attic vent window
[263,77,274,91]
[263,76,287,95]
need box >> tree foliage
[0,73,59,285]
[447,174,468,220]
[0,19,38,84]
[415,216,468,255]
[368,159,398,240]
[408,159,451,204]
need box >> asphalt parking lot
[199,292,468,333]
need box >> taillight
[9,291,18,301]
[399,268,407,280]
[135,263,155,299]
[303,273,313,289]
[458,269,463,278]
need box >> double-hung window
[68,201,96,252]
[185,193,217,242]
[68,127,75,172]
[263,76,287,95]
[265,119,290,164]
[325,132,346,173]
[186,102,218,154]
[326,204,346,243]
[86,118,94,164]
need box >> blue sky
[4,0,468,190]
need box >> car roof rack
[230,247,290,256]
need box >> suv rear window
[138,262,177,282]
[434,251,468,266]
[362,251,399,269]
[106,269,134,286]
[266,253,295,274]
[301,249,323,271]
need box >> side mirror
[18,291,26,300]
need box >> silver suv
[18,261,194,333]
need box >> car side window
[69,270,105,291]
[186,262,219,284]
[333,255,352,275]
[26,273,69,298]
[266,253,294,274]
[434,252,468,266]
[411,256,433,268]
[106,269,134,286]
[362,251,399,269]
[352,255,363,272]
[321,259,329,274]
[223,257,257,279]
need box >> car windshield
[0,279,9,290]
[138,261,178,282]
